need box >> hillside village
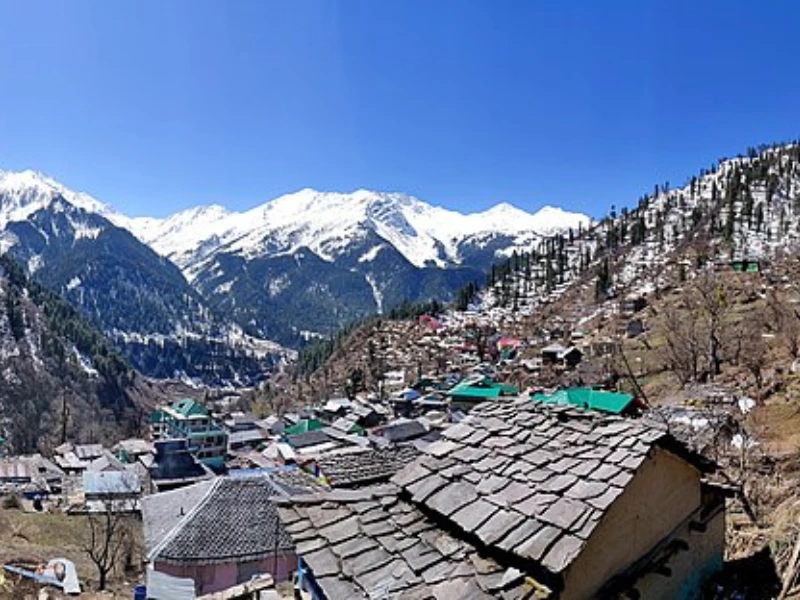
[4,144,800,598]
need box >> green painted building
[150,398,227,469]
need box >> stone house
[277,399,724,599]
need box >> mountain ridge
[0,169,589,348]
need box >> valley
[3,141,800,598]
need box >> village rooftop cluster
[0,298,758,599]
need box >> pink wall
[154,553,296,595]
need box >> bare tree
[767,289,800,360]
[662,303,703,384]
[740,316,768,399]
[81,481,139,590]
[694,272,729,378]
[661,272,731,385]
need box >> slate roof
[142,479,216,550]
[378,420,428,443]
[316,446,419,488]
[274,485,537,599]
[286,429,332,449]
[150,477,295,565]
[390,398,704,581]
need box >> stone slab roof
[390,398,694,578]
[316,446,419,488]
[274,485,539,599]
[286,429,332,449]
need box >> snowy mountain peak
[0,167,591,272]
[529,205,592,235]
[0,168,121,227]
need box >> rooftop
[274,486,536,598]
[531,388,636,415]
[315,446,418,488]
[149,476,296,565]
[390,399,708,580]
[170,398,210,419]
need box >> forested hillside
[0,255,142,454]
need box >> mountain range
[0,168,588,383]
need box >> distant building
[149,440,214,493]
[446,375,519,410]
[150,399,227,469]
[541,343,583,368]
[531,387,640,415]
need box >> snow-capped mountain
[0,169,288,385]
[121,189,589,341]
[0,167,588,357]
[0,169,122,228]
[127,189,589,276]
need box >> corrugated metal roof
[532,388,635,414]
[83,470,141,495]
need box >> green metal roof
[531,388,634,414]
[284,418,325,436]
[447,378,519,399]
[149,410,166,424]
[172,398,209,418]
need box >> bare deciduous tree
[661,272,731,385]
[81,486,138,590]
[740,315,768,398]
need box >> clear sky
[0,0,798,218]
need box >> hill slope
[0,255,141,454]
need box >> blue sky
[0,0,798,218]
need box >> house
[149,440,214,493]
[283,418,325,437]
[53,442,105,474]
[73,470,141,514]
[143,476,299,597]
[114,439,155,465]
[373,419,430,446]
[275,486,538,599]
[446,375,519,410]
[150,399,228,470]
[541,343,583,368]
[0,455,64,497]
[222,413,270,452]
[310,446,418,488]
[730,258,761,274]
[320,397,354,419]
[277,399,724,599]
[531,388,640,415]
[351,402,384,428]
[284,430,339,456]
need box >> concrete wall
[154,553,296,596]
[561,448,706,600]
